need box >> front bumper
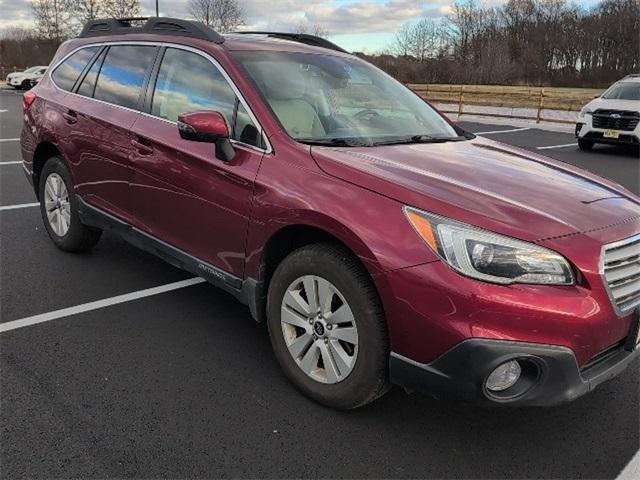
[576,118,640,146]
[390,314,639,406]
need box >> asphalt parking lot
[1,87,638,479]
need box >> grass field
[409,84,604,112]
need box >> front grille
[602,235,640,314]
[592,110,640,131]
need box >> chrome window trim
[49,40,272,154]
[599,233,640,317]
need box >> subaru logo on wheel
[313,322,326,336]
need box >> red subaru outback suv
[21,18,639,409]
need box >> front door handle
[131,138,153,156]
[62,110,78,124]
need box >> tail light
[23,91,37,113]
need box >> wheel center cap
[313,321,326,337]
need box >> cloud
[3,1,463,34]
[2,0,522,49]
[0,0,34,29]
[237,0,454,34]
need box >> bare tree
[188,0,246,33]
[31,0,72,41]
[103,0,140,18]
[0,26,36,41]
[69,0,105,22]
[393,23,412,57]
[0,23,59,75]
[63,0,107,34]
[293,20,329,38]
[393,19,439,61]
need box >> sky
[0,0,603,53]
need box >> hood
[311,137,640,242]
[586,97,640,113]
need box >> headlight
[404,207,575,285]
[579,107,592,118]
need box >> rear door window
[93,45,157,110]
[51,47,100,91]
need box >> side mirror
[177,111,235,162]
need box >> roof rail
[623,74,640,79]
[78,17,225,44]
[233,32,349,54]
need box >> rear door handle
[131,138,153,156]
[62,110,78,124]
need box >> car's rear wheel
[39,156,102,252]
[267,243,389,409]
[578,137,594,150]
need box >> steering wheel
[353,109,380,121]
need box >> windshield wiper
[298,138,372,147]
[371,135,467,146]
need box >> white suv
[6,66,48,90]
[576,75,640,150]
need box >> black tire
[266,243,389,409]
[20,80,30,90]
[578,137,594,151]
[38,156,102,252]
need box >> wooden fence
[0,66,21,80]
[410,84,604,124]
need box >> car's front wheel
[39,156,102,252]
[578,137,594,150]
[267,243,389,409]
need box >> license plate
[603,129,620,139]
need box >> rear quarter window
[77,49,106,98]
[51,47,100,91]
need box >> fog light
[486,360,522,392]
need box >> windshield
[232,51,460,146]
[24,67,40,74]
[602,82,640,101]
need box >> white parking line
[0,109,8,113]
[0,138,19,142]
[536,143,578,150]
[0,203,39,211]
[617,450,640,480]
[475,127,531,135]
[0,277,207,334]
[0,161,22,165]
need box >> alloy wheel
[44,173,71,237]
[280,275,359,384]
